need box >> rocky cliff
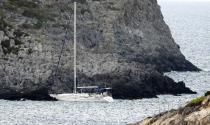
[133,92,210,125]
[0,0,199,100]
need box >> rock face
[133,92,210,125]
[0,0,199,100]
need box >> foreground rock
[0,0,199,100]
[132,92,210,125]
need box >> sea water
[1,1,210,125]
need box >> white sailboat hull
[50,93,114,102]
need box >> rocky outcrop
[0,87,56,101]
[0,0,199,100]
[132,92,210,125]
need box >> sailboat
[50,2,114,102]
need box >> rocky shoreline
[111,71,197,99]
[0,87,56,101]
[0,0,199,100]
[132,91,210,125]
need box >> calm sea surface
[1,1,210,125]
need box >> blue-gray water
[1,1,210,125]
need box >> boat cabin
[77,86,112,95]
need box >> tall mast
[73,2,77,94]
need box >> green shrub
[0,10,4,18]
[186,96,205,107]
[21,22,43,29]
[22,8,55,28]
[0,18,13,30]
[14,39,23,45]
[205,91,210,96]
[33,20,44,29]
[14,29,29,37]
[8,46,20,55]
[1,39,10,48]
[2,0,56,29]
[1,40,20,55]
[2,0,38,12]
[7,0,38,9]
[23,9,47,21]
[2,1,18,11]
[27,48,33,55]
